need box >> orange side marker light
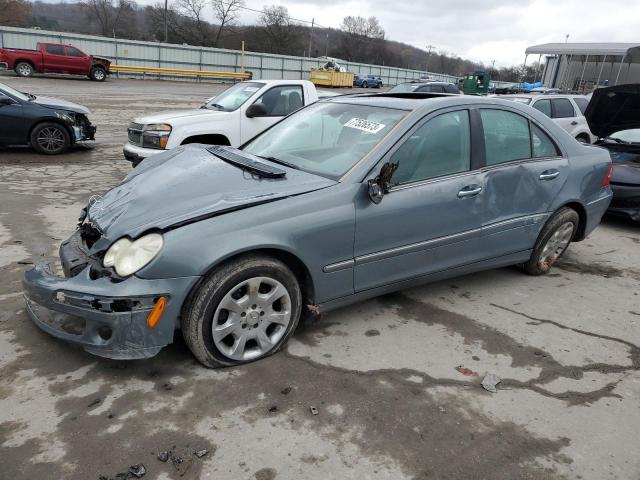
[147,297,167,329]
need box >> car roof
[322,92,533,113]
[502,93,588,100]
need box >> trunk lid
[585,84,640,139]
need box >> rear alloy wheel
[182,254,302,368]
[15,62,34,77]
[30,122,71,155]
[523,207,579,275]
[90,66,107,82]
[362,81,368,88]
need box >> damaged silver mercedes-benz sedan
[23,93,613,367]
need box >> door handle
[570,121,578,125]
[539,170,560,180]
[457,185,482,198]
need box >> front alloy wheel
[182,254,302,368]
[212,277,292,361]
[30,122,71,155]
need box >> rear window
[573,97,589,115]
[532,99,551,117]
[45,44,65,55]
[551,98,576,118]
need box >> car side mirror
[368,162,398,204]
[246,103,268,118]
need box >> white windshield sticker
[344,118,386,134]
[244,86,260,92]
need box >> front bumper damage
[72,115,96,143]
[22,230,199,360]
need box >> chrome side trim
[323,259,355,273]
[355,228,481,266]
[587,194,612,206]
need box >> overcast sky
[230,0,640,67]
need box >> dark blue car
[354,74,383,88]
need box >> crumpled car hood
[134,109,226,124]
[34,96,90,115]
[585,84,640,139]
[87,145,336,241]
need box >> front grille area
[128,122,144,146]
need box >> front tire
[182,254,302,368]
[15,62,34,77]
[30,122,71,155]
[523,207,579,275]
[90,66,107,82]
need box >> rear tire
[576,134,590,144]
[30,122,71,155]
[523,207,579,275]
[182,254,302,368]
[362,81,368,88]
[90,66,107,82]
[15,62,34,77]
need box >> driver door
[0,93,25,145]
[353,109,486,291]
[240,85,304,144]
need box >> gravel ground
[1,75,639,480]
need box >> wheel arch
[184,247,317,315]
[181,133,231,146]
[558,200,587,241]
[14,59,35,69]
[28,118,75,145]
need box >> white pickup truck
[123,80,320,165]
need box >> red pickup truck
[0,42,111,81]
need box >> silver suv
[503,94,595,143]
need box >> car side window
[391,110,471,185]
[551,98,575,118]
[480,109,532,165]
[45,44,65,55]
[66,47,83,57]
[253,85,304,117]
[532,99,551,117]
[531,123,560,158]
[573,97,589,115]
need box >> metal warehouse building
[525,43,640,92]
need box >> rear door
[478,107,569,256]
[42,44,67,73]
[240,85,304,143]
[354,108,486,291]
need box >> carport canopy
[525,43,640,63]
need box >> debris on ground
[128,464,146,478]
[455,365,479,377]
[281,386,292,395]
[194,449,208,458]
[310,406,319,415]
[87,398,101,408]
[306,304,321,315]
[481,373,501,393]
[157,451,169,462]
[162,382,173,391]
[268,405,279,413]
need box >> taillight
[603,162,613,186]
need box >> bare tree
[259,5,299,55]
[339,15,385,62]
[81,0,133,37]
[211,0,243,47]
[176,0,209,45]
[0,0,31,26]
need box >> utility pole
[308,18,314,58]
[164,0,168,43]
[565,33,569,43]
[425,44,435,73]
[325,32,329,57]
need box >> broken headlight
[103,233,163,277]
[141,123,172,149]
